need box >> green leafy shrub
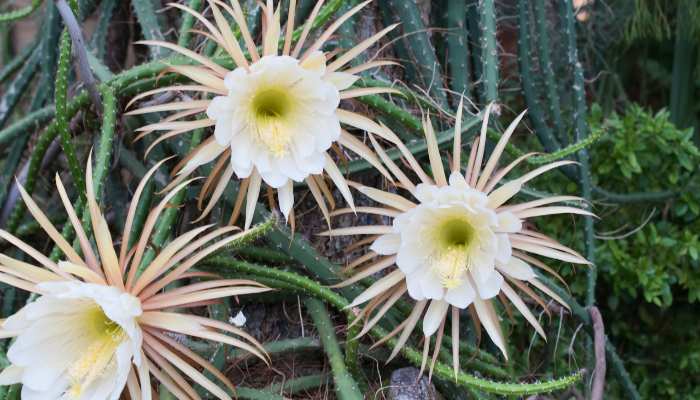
[587,104,700,307]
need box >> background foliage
[0,0,699,398]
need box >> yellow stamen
[433,246,470,289]
[67,307,125,397]
[431,216,477,289]
[251,87,295,157]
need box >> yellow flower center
[68,306,126,398]
[251,86,295,157]
[431,217,476,289]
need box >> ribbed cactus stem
[55,30,88,200]
[0,0,42,22]
[669,0,697,130]
[447,0,472,101]
[49,86,118,261]
[533,0,567,145]
[177,0,203,47]
[466,1,482,96]
[479,0,498,105]
[132,0,168,59]
[558,0,595,306]
[305,298,364,400]
[91,0,118,58]
[0,41,36,85]
[0,48,39,129]
[517,0,562,153]
[40,3,62,101]
[337,0,364,68]
[384,0,450,109]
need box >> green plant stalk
[177,0,204,47]
[197,301,230,399]
[134,129,202,276]
[235,387,285,400]
[0,48,40,129]
[560,2,596,384]
[357,78,445,116]
[203,258,583,395]
[384,0,449,109]
[48,87,117,261]
[55,29,88,200]
[50,88,117,261]
[343,318,363,390]
[336,1,363,68]
[158,386,176,400]
[3,75,167,233]
[126,181,155,250]
[0,0,42,22]
[0,106,55,147]
[132,0,168,59]
[431,0,448,64]
[447,0,472,100]
[479,0,498,104]
[265,373,328,395]
[376,2,419,88]
[352,94,422,137]
[533,0,566,146]
[0,140,26,209]
[90,0,117,59]
[235,245,295,264]
[294,0,318,26]
[669,0,697,131]
[528,127,604,164]
[229,337,321,360]
[559,0,595,307]
[0,41,37,85]
[39,1,62,101]
[4,94,82,233]
[4,384,19,400]
[295,0,345,43]
[440,337,509,379]
[466,1,481,96]
[1,286,16,320]
[92,87,118,199]
[591,186,675,203]
[517,0,562,154]
[305,298,364,400]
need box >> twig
[55,0,103,112]
[589,307,606,400]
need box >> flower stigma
[431,217,476,289]
[251,85,296,157]
[67,306,126,398]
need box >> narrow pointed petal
[452,96,464,173]
[477,109,527,190]
[324,154,354,211]
[244,170,262,230]
[501,281,545,339]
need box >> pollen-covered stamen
[68,306,126,397]
[431,217,477,289]
[432,247,470,289]
[251,86,296,157]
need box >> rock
[389,367,440,400]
